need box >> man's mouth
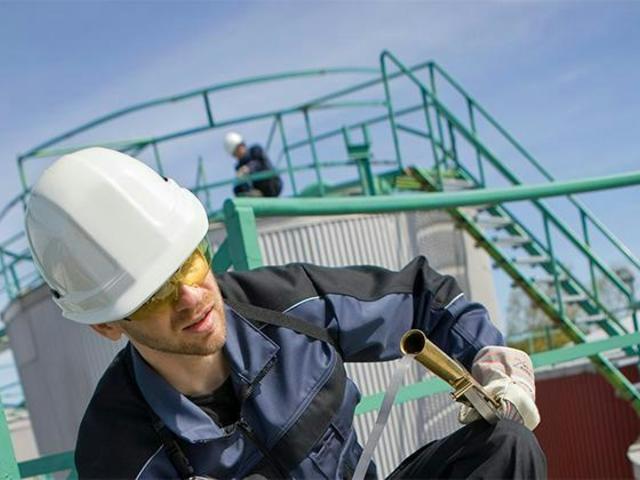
[182,305,215,333]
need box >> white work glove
[458,346,541,430]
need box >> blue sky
[1,1,638,220]
[1,1,639,400]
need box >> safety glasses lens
[128,238,212,320]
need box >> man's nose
[174,283,203,312]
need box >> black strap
[149,412,196,479]
[225,300,347,476]
[225,299,339,350]
[150,300,347,479]
[269,353,346,472]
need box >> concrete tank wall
[3,285,126,456]
[5,210,500,477]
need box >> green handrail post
[466,99,485,187]
[202,92,215,127]
[222,200,263,271]
[302,108,325,196]
[544,325,553,350]
[195,156,212,212]
[360,125,378,195]
[0,251,14,299]
[342,127,377,196]
[151,142,164,176]
[632,308,640,358]
[265,116,278,154]
[361,124,371,144]
[9,264,20,295]
[543,213,565,317]
[276,114,298,196]
[211,238,233,273]
[0,400,21,480]
[17,155,29,200]
[422,93,443,190]
[580,209,600,305]
[427,63,447,171]
[379,51,403,170]
[446,119,461,170]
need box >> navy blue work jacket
[74,257,504,479]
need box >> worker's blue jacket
[74,257,504,479]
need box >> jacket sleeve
[218,256,504,369]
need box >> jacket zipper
[237,418,290,479]
[239,357,276,403]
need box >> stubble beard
[122,291,228,356]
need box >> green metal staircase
[375,49,640,413]
[404,165,640,413]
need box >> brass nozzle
[400,329,469,390]
[401,329,502,421]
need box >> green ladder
[405,165,640,413]
[375,50,640,414]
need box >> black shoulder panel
[217,263,318,312]
[217,256,462,313]
[75,346,162,479]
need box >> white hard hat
[24,147,209,324]
[223,132,244,155]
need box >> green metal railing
[368,50,640,411]
[0,59,439,306]
[2,50,639,478]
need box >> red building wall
[535,365,640,479]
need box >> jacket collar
[131,303,279,442]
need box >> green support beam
[18,452,75,479]
[222,201,263,271]
[0,400,20,480]
[211,238,233,273]
[530,331,640,368]
[355,331,640,415]
[230,170,640,217]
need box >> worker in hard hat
[24,147,545,479]
[224,131,283,198]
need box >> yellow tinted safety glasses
[127,237,213,321]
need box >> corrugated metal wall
[6,210,500,477]
[535,363,640,478]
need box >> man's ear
[90,321,125,341]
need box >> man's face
[110,270,228,357]
[233,143,246,160]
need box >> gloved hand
[458,346,540,430]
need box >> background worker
[25,147,545,479]
[224,131,283,198]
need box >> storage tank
[4,210,500,476]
